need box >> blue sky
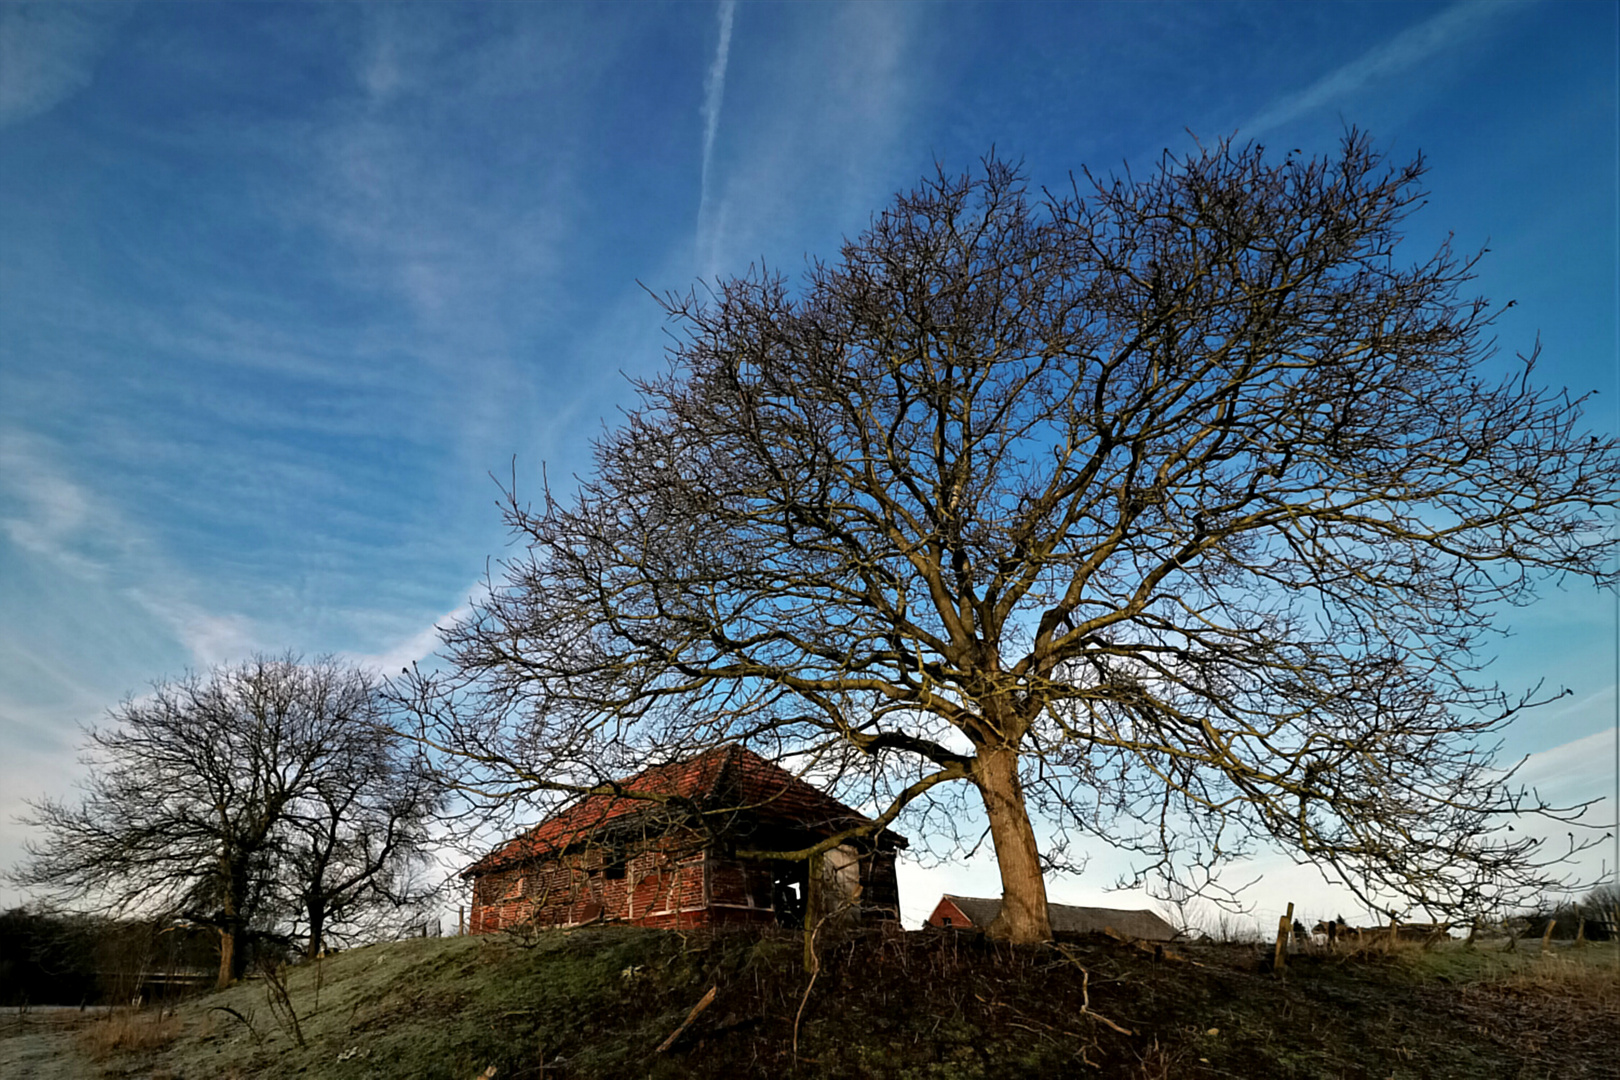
[1,0,1615,927]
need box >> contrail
[697,0,736,267]
[1244,0,1519,138]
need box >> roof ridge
[713,742,745,799]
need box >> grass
[1500,950,1620,1002]
[72,929,1618,1080]
[77,1007,184,1059]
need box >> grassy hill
[26,926,1620,1079]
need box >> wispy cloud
[697,1,738,239]
[278,6,603,463]
[347,600,474,676]
[0,432,271,670]
[1243,0,1521,138]
[0,432,94,566]
[128,594,264,670]
[358,8,416,104]
[1513,723,1619,808]
[0,430,142,584]
[0,4,127,128]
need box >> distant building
[926,894,1176,941]
[463,745,906,933]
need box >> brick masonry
[463,746,905,934]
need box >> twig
[1051,945,1135,1036]
[792,880,864,1065]
[258,959,307,1048]
[209,1005,263,1047]
[792,953,822,1066]
[1079,966,1134,1036]
[654,986,716,1053]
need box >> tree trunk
[802,852,822,974]
[217,925,244,989]
[306,898,326,960]
[973,744,1052,943]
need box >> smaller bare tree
[11,656,440,986]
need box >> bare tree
[12,656,439,984]
[280,723,442,958]
[412,134,1617,944]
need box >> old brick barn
[463,745,906,933]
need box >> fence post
[1540,918,1556,954]
[1272,902,1294,974]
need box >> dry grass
[78,1007,183,1059]
[1498,948,1620,1004]
[1329,932,1445,960]
[1444,945,1620,1071]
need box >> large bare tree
[415,135,1617,944]
[13,656,439,984]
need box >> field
[4,928,1616,1079]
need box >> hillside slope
[43,928,1620,1079]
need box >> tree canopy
[13,656,440,984]
[415,134,1618,943]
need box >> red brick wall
[468,836,713,933]
[926,897,973,930]
[468,838,904,933]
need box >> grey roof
[940,894,1176,941]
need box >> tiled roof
[465,745,905,876]
[940,895,1177,941]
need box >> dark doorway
[770,863,807,928]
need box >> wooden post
[1273,902,1294,974]
[1387,913,1399,953]
[1540,918,1556,954]
[459,906,466,936]
[802,852,822,975]
[1575,918,1587,947]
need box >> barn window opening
[771,864,807,928]
[942,916,952,928]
